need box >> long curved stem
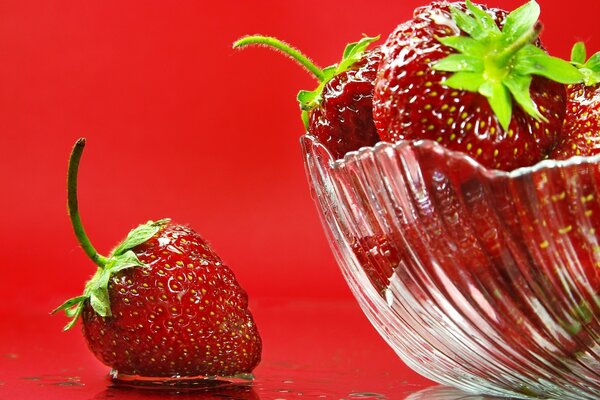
[233,35,325,82]
[67,138,108,268]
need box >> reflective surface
[1,296,446,399]
[302,134,600,399]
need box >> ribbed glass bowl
[301,134,600,399]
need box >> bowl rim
[300,133,600,178]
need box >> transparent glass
[301,134,600,399]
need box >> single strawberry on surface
[551,42,600,159]
[373,0,582,171]
[53,139,261,380]
[233,35,381,159]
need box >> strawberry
[233,36,381,159]
[53,139,261,379]
[373,0,582,171]
[351,234,401,296]
[551,42,600,159]
[513,164,600,356]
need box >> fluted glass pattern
[301,134,600,399]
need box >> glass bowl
[301,134,600,400]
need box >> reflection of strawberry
[94,382,259,399]
[53,139,261,378]
[551,42,600,159]
[514,164,600,356]
[352,235,401,295]
[234,36,381,159]
[410,149,599,360]
[373,0,581,171]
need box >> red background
[0,1,599,398]
[1,0,599,331]
[2,0,599,309]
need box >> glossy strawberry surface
[308,48,382,159]
[81,223,261,378]
[551,83,600,159]
[373,2,567,171]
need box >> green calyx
[52,219,169,330]
[570,42,600,86]
[51,138,170,330]
[233,35,379,129]
[433,0,583,131]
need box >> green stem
[67,138,108,268]
[233,35,325,82]
[495,22,543,66]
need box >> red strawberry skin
[309,48,382,159]
[81,223,261,378]
[551,83,600,159]
[372,2,566,171]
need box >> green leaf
[54,220,154,329]
[513,45,584,84]
[90,291,110,317]
[503,74,545,122]
[570,45,600,85]
[441,72,485,92]
[301,109,309,130]
[296,36,377,116]
[437,36,486,56]
[432,54,483,73]
[450,6,483,39]
[502,1,540,45]
[65,303,82,318]
[53,249,146,328]
[297,66,336,111]
[341,36,379,64]
[571,42,587,65]
[436,0,586,129]
[480,82,512,131]
[51,295,87,331]
[63,303,84,330]
[88,269,112,317]
[465,0,500,35]
[321,66,337,81]
[111,219,170,257]
[342,42,359,60]
[585,51,600,72]
[580,68,600,86]
[297,89,319,111]
[51,295,87,314]
[85,250,143,317]
[110,250,144,273]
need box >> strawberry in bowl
[233,35,382,159]
[53,139,261,384]
[372,0,582,171]
[552,42,600,158]
[301,1,600,398]
[237,0,600,398]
